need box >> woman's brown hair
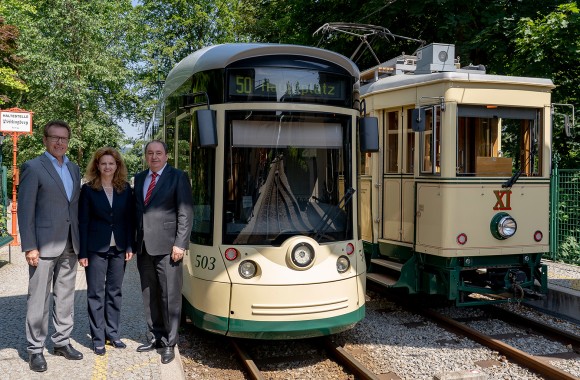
[84,147,128,192]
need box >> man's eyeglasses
[46,135,69,143]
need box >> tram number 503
[194,254,216,270]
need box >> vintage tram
[359,43,553,306]
[155,43,375,338]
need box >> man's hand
[25,250,40,267]
[171,246,185,262]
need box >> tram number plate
[194,255,216,270]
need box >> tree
[0,16,27,106]
[129,0,250,136]
[3,0,138,169]
[513,2,580,168]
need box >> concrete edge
[160,345,186,380]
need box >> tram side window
[420,106,441,174]
[384,111,399,173]
[189,111,215,245]
[176,116,192,173]
[456,106,542,177]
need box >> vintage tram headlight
[238,260,257,279]
[336,255,350,273]
[290,242,315,269]
[490,212,517,240]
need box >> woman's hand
[125,251,133,261]
[78,258,89,267]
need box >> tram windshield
[223,111,353,245]
[456,106,542,177]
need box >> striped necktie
[144,172,158,205]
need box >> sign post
[0,108,33,248]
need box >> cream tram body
[359,44,553,305]
[158,44,366,338]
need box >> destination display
[227,68,350,104]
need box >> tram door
[381,109,414,244]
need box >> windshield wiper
[312,187,355,242]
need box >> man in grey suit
[134,140,193,364]
[18,120,84,372]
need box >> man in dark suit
[18,120,84,372]
[134,140,193,364]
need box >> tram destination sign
[228,68,349,104]
[0,109,33,133]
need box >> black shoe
[29,353,47,372]
[136,339,158,352]
[109,339,126,349]
[53,344,83,360]
[160,346,175,364]
[94,346,106,356]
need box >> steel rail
[230,339,265,380]
[322,337,381,380]
[422,308,579,380]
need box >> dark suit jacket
[17,154,81,257]
[134,165,193,256]
[79,182,134,259]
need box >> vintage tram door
[381,109,415,244]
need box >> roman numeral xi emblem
[493,190,512,210]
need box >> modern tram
[359,43,553,306]
[155,43,376,338]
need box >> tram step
[367,272,398,287]
[371,258,403,272]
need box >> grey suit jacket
[17,154,81,257]
[134,165,193,256]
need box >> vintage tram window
[189,110,215,246]
[404,109,415,173]
[223,111,353,245]
[456,106,542,177]
[420,106,441,175]
[385,111,399,173]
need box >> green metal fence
[550,158,580,264]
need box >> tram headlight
[290,242,315,269]
[238,260,257,279]
[336,255,350,273]
[490,212,517,240]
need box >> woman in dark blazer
[79,147,134,356]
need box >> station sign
[0,109,33,133]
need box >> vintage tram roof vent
[414,43,456,74]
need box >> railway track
[231,337,381,380]
[420,306,580,380]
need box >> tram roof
[162,43,360,101]
[360,71,555,96]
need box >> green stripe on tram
[183,298,365,339]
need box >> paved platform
[525,260,580,324]
[0,244,185,380]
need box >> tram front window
[223,111,353,245]
[456,106,542,177]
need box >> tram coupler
[507,269,527,300]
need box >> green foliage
[559,235,580,265]
[0,16,28,105]
[513,3,580,169]
[128,0,250,131]
[3,0,138,170]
